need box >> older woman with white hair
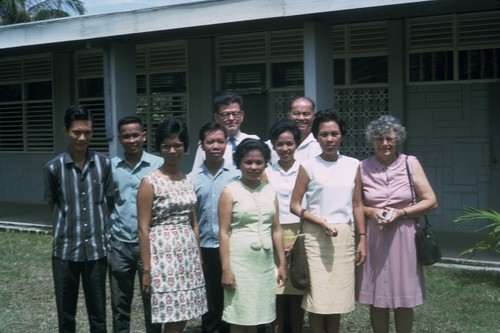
[356,115,437,333]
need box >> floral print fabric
[145,171,207,323]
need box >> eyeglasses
[374,136,397,143]
[217,111,242,119]
[160,143,184,151]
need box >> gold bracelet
[402,208,407,219]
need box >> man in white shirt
[191,91,259,171]
[269,96,322,164]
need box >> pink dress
[357,154,424,308]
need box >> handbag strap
[299,209,306,233]
[405,156,422,227]
[405,156,416,205]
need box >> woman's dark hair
[311,109,346,139]
[233,138,271,168]
[268,119,300,147]
[64,105,93,129]
[198,122,227,142]
[155,118,189,152]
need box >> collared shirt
[266,160,301,224]
[109,151,164,243]
[191,131,260,172]
[189,160,240,248]
[268,132,322,165]
[43,149,114,261]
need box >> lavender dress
[357,154,424,308]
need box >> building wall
[1,9,499,236]
[0,153,52,203]
[406,83,492,232]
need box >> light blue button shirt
[189,160,240,248]
[110,151,164,243]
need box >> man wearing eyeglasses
[109,116,163,333]
[191,91,259,171]
[268,96,322,164]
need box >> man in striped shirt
[43,105,114,333]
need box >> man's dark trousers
[52,256,108,333]
[201,247,229,333]
[108,238,161,333]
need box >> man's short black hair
[64,105,93,129]
[213,91,243,114]
[117,116,144,133]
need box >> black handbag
[288,209,309,290]
[406,157,442,266]
[415,216,442,265]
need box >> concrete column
[52,52,73,153]
[186,38,214,168]
[103,43,137,157]
[303,21,333,110]
[387,20,405,123]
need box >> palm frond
[453,206,500,258]
[453,206,500,224]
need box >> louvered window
[351,56,388,84]
[272,62,303,88]
[217,33,267,63]
[407,11,500,82]
[459,48,500,80]
[220,64,266,92]
[269,29,303,60]
[136,42,188,153]
[0,55,54,152]
[75,50,107,152]
[333,22,389,86]
[409,51,453,82]
[334,59,346,85]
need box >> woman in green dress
[218,138,287,333]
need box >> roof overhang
[1,0,498,56]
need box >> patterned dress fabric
[357,154,424,308]
[145,170,208,323]
[222,180,277,325]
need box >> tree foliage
[0,0,85,25]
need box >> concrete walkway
[1,201,499,269]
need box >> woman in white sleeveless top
[290,110,367,333]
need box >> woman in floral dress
[138,118,207,333]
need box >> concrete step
[0,221,52,235]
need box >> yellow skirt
[302,221,355,314]
[275,223,305,296]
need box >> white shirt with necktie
[191,131,260,172]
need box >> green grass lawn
[0,232,499,333]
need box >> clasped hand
[322,220,338,237]
[374,207,403,225]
